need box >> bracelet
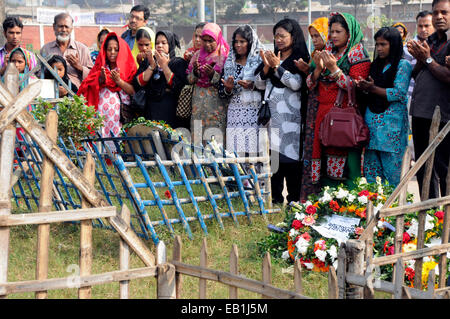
[148,65,155,72]
[330,69,342,80]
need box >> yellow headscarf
[308,17,329,48]
[131,26,156,68]
[392,22,408,43]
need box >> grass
[7,152,332,299]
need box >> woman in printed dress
[187,23,230,146]
[219,25,264,157]
[307,12,371,190]
[78,32,137,151]
[295,17,329,201]
[355,27,412,186]
[254,18,310,204]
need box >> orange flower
[339,206,347,213]
[348,205,356,213]
[313,201,320,208]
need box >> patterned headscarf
[308,17,329,69]
[8,47,32,90]
[131,26,156,68]
[223,25,264,89]
[187,23,230,87]
[392,22,408,44]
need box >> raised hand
[237,80,254,90]
[221,76,234,93]
[294,58,310,73]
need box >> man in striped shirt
[0,16,37,76]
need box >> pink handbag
[319,78,369,148]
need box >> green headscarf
[315,12,368,77]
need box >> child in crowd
[44,55,78,97]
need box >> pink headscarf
[188,23,230,87]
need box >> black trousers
[271,160,302,204]
[412,116,450,199]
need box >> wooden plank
[380,195,450,217]
[78,153,96,299]
[363,260,375,299]
[229,244,239,299]
[260,129,272,207]
[414,108,441,290]
[156,241,167,265]
[427,269,435,298]
[199,238,208,299]
[328,266,338,299]
[157,263,176,299]
[393,258,404,299]
[345,240,365,299]
[337,243,347,299]
[373,243,450,266]
[359,119,450,241]
[294,258,303,295]
[394,149,411,255]
[0,266,158,295]
[439,162,450,288]
[0,207,116,226]
[261,252,272,299]
[172,235,183,299]
[0,125,16,299]
[108,215,156,267]
[0,81,42,133]
[171,261,309,299]
[35,110,58,299]
[119,205,131,299]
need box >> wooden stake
[229,244,239,299]
[261,252,272,299]
[119,205,131,299]
[294,258,303,295]
[393,258,404,299]
[328,266,338,299]
[157,263,176,299]
[35,110,58,299]
[172,235,182,299]
[78,153,95,299]
[438,159,450,288]
[199,238,208,299]
[337,243,347,299]
[345,240,365,299]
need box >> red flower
[301,232,311,242]
[387,246,395,256]
[358,190,370,197]
[403,232,411,243]
[164,190,172,199]
[383,241,390,254]
[369,193,378,200]
[292,219,304,230]
[306,205,317,215]
[435,210,444,220]
[405,267,415,281]
[329,200,340,212]
[105,158,112,166]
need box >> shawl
[318,12,369,77]
[223,25,264,93]
[187,23,230,88]
[78,32,137,110]
[392,22,408,44]
[8,47,32,90]
[131,27,155,68]
[309,17,329,69]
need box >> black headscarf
[44,54,78,93]
[369,27,404,114]
[155,30,181,60]
[254,18,310,89]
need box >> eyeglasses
[129,14,144,21]
[274,34,290,40]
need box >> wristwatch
[425,57,433,65]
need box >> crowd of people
[1,0,449,205]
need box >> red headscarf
[78,32,137,110]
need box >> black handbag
[130,88,147,113]
[118,92,135,125]
[257,85,274,126]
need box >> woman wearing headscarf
[392,22,408,44]
[187,22,230,146]
[131,26,156,68]
[306,12,371,190]
[132,30,188,128]
[356,27,412,186]
[296,17,329,201]
[219,25,264,156]
[183,22,206,63]
[254,18,310,204]
[78,32,137,144]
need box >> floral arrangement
[259,177,449,290]
[121,117,184,141]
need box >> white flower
[327,245,338,260]
[377,185,384,195]
[276,222,288,228]
[333,260,338,270]
[376,176,382,185]
[358,177,367,186]
[336,188,349,199]
[289,229,299,238]
[347,193,356,203]
[305,200,313,207]
[377,220,385,228]
[358,195,368,205]
[315,249,327,262]
[407,219,418,236]
[295,212,306,221]
[406,259,415,269]
[425,214,435,231]
[281,251,290,260]
[295,237,310,255]
[320,191,332,203]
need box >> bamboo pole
[0,124,16,299]
[229,244,239,299]
[119,205,131,299]
[199,238,208,299]
[414,107,441,289]
[35,110,58,299]
[261,252,272,299]
[78,153,96,299]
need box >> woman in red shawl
[78,32,137,144]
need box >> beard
[56,33,70,43]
